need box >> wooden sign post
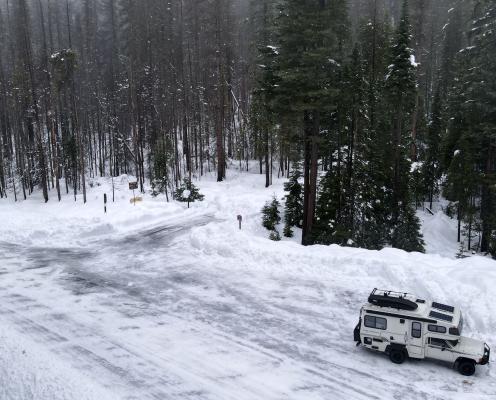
[129,181,138,205]
[237,215,242,230]
[104,193,107,213]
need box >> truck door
[425,338,455,363]
[408,321,424,357]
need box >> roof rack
[368,288,419,311]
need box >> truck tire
[457,360,475,376]
[389,348,406,364]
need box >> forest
[0,0,495,256]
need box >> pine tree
[455,241,466,259]
[467,1,496,255]
[314,171,350,245]
[443,1,496,256]
[390,204,425,253]
[249,0,278,188]
[275,0,349,245]
[283,162,303,237]
[269,230,282,242]
[383,0,424,252]
[262,195,281,232]
[354,13,393,250]
[315,46,368,247]
[151,139,171,201]
[174,178,204,208]
[421,88,443,209]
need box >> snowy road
[0,174,495,400]
[1,213,495,400]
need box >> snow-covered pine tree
[269,230,282,242]
[314,171,349,245]
[283,162,303,237]
[249,0,278,188]
[421,88,443,209]
[262,196,281,238]
[174,178,204,208]
[354,13,393,250]
[443,0,496,256]
[275,0,349,245]
[466,0,496,256]
[151,139,171,201]
[315,46,368,247]
[383,0,424,252]
[390,204,425,253]
[455,241,466,259]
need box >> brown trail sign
[129,182,138,205]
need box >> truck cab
[354,289,490,376]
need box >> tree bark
[302,111,319,246]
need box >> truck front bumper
[354,322,361,344]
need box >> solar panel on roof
[432,302,455,313]
[429,311,453,322]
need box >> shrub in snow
[269,230,281,241]
[262,196,281,231]
[283,224,294,238]
[174,178,204,208]
[390,205,425,253]
[151,147,171,201]
[283,163,303,237]
[262,196,282,240]
[456,242,466,259]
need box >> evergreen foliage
[421,89,443,208]
[314,171,350,246]
[274,0,349,245]
[390,205,425,253]
[443,0,496,257]
[269,230,282,242]
[174,179,204,208]
[275,0,348,115]
[283,163,303,237]
[151,147,170,200]
[262,196,281,232]
[382,1,424,252]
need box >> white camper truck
[354,289,490,376]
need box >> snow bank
[0,322,114,400]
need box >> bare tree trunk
[302,111,319,246]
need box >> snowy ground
[0,168,495,400]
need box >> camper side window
[428,325,447,334]
[411,322,422,338]
[364,315,387,330]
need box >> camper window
[364,315,387,330]
[428,325,447,334]
[412,322,422,338]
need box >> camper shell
[354,289,490,376]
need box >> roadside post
[104,193,107,213]
[129,181,138,205]
[237,215,242,230]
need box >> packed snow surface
[0,168,494,400]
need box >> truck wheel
[389,348,406,364]
[458,360,475,376]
